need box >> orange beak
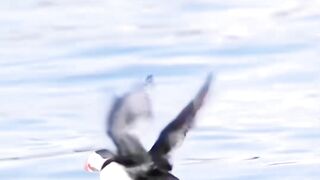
[84,161,95,172]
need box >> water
[0,0,319,179]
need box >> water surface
[0,0,319,179]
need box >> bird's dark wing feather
[107,82,152,163]
[137,169,180,180]
[149,73,212,170]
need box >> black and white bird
[85,74,212,180]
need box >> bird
[85,73,212,180]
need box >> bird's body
[85,74,212,180]
[100,162,132,180]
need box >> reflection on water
[0,0,319,179]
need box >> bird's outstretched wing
[107,76,153,163]
[149,73,212,170]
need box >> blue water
[0,0,319,179]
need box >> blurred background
[0,0,319,179]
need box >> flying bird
[85,74,212,180]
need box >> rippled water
[0,0,320,179]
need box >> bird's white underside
[100,162,132,180]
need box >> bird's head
[84,149,114,173]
